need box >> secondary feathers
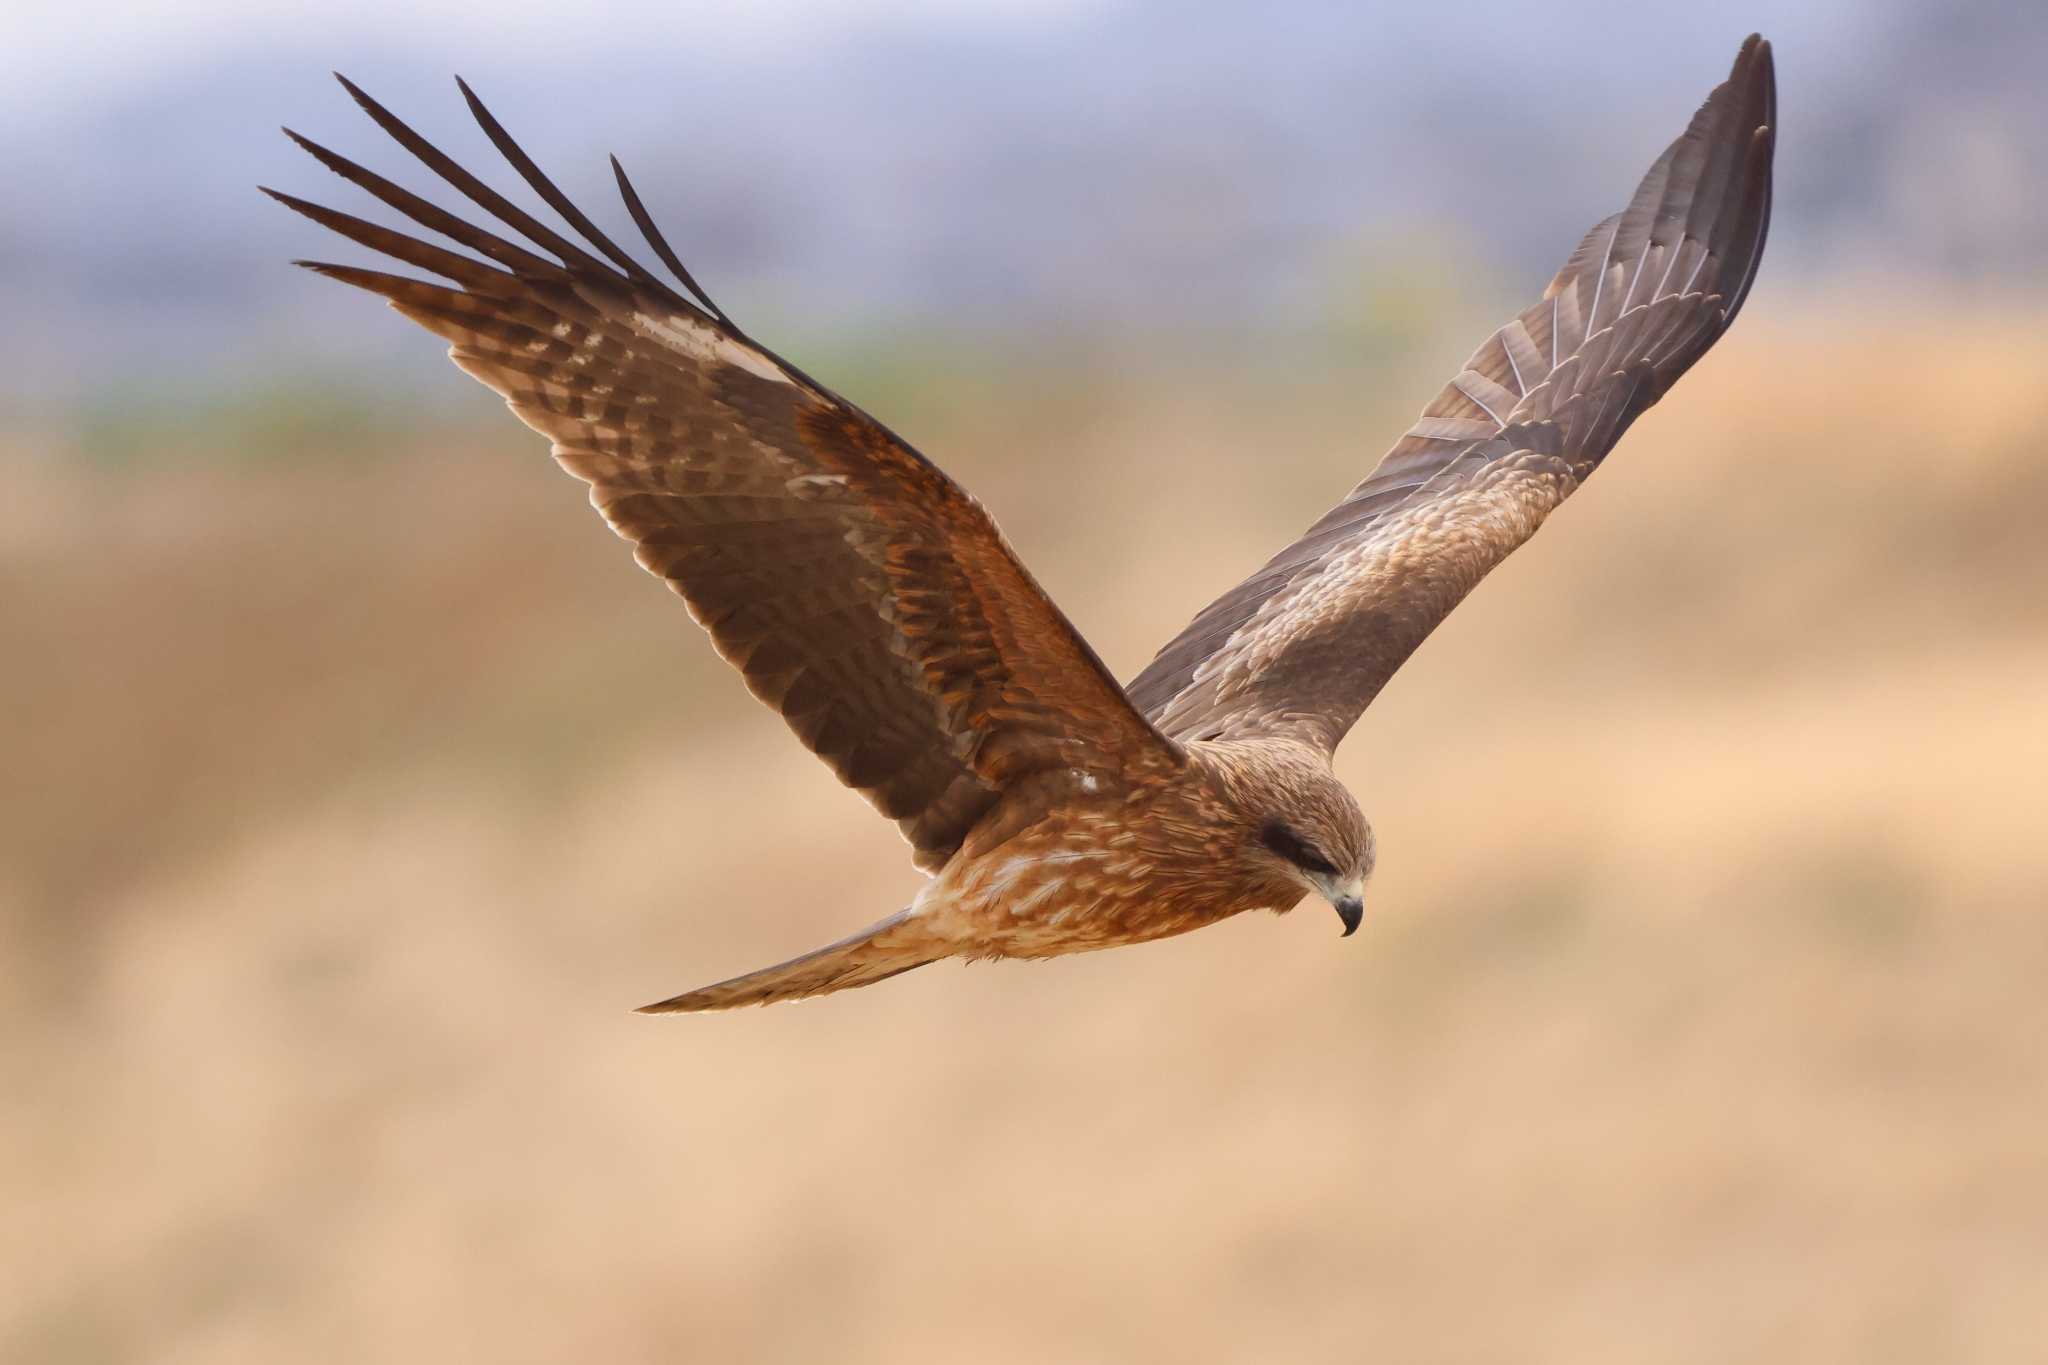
[1125,35,1774,750]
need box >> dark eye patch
[1260,821,1338,878]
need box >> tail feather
[637,909,941,1013]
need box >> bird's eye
[1260,821,1338,878]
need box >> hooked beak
[1333,894,1364,937]
[1309,872,1368,938]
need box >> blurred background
[5,1,2046,1361]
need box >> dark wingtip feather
[329,72,389,127]
[264,185,515,290]
[280,125,350,171]
[451,75,671,293]
[306,73,742,334]
[292,258,375,285]
[263,184,341,227]
[289,261,482,336]
[291,258,412,291]
[276,120,566,280]
[609,152,730,323]
[1702,36,1775,327]
[293,258,379,281]
[1721,124,1775,323]
[261,184,322,213]
[327,72,625,281]
[332,71,375,108]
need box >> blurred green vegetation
[64,376,433,470]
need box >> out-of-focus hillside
[4,297,2045,1363]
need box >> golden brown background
[5,5,2046,1362]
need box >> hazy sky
[1,0,1083,116]
[5,0,1881,117]
[7,0,2035,403]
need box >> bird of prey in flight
[271,35,1774,1011]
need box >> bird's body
[274,35,1775,1010]
[925,740,1323,951]
[649,737,1360,1011]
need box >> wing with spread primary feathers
[1126,35,1775,753]
[270,77,1179,872]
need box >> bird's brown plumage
[274,35,1775,1010]
[268,78,1179,875]
[1127,34,1775,751]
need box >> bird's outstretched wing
[1127,35,1775,753]
[271,78,1179,872]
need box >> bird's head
[1239,756,1375,936]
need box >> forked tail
[636,909,942,1013]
